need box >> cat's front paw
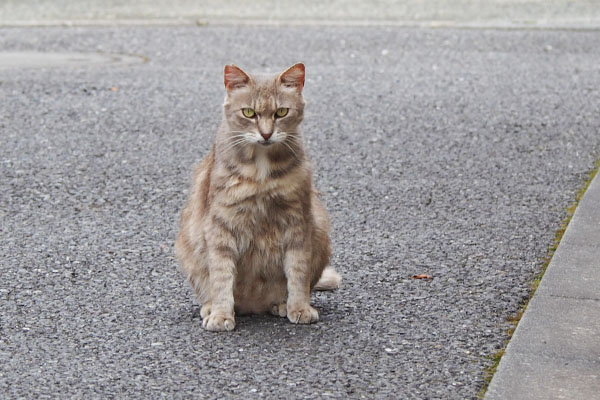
[200,303,212,319]
[202,312,235,332]
[287,304,319,324]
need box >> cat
[175,63,341,332]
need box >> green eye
[242,108,255,118]
[275,108,289,118]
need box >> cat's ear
[224,64,250,91]
[279,63,305,91]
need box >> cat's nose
[260,132,272,141]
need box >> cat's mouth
[258,140,273,146]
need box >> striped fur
[175,64,339,332]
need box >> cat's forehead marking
[251,75,278,113]
[254,94,276,113]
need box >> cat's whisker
[221,137,249,153]
[283,135,303,147]
[222,141,248,153]
[278,132,302,139]
[221,133,252,149]
[223,138,247,148]
[282,140,299,159]
[282,134,302,145]
[284,137,301,145]
[277,132,301,147]
[224,133,249,141]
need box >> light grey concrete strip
[536,173,600,300]
[485,171,600,399]
[1,0,600,28]
[2,18,600,30]
[485,351,600,400]
[495,295,600,360]
[537,244,600,300]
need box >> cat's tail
[314,266,341,291]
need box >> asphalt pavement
[1,3,599,400]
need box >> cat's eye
[275,108,289,118]
[242,108,255,118]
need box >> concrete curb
[485,169,600,399]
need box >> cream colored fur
[175,63,340,332]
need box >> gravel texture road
[1,26,599,399]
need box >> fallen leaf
[412,274,433,280]
[110,87,119,92]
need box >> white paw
[287,304,319,324]
[202,312,235,332]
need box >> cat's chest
[219,181,301,231]
[233,192,290,223]
[216,168,306,230]
[222,174,297,209]
[225,193,292,254]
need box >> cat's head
[221,63,305,148]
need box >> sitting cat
[176,63,340,332]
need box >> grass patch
[477,310,522,399]
[477,349,503,398]
[477,159,600,399]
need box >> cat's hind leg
[313,266,341,291]
[270,302,287,318]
